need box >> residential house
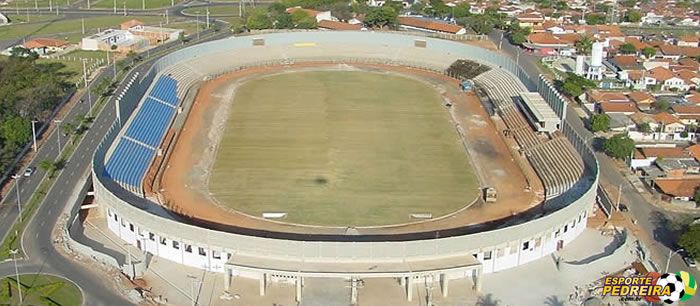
[659,45,683,60]
[677,35,700,48]
[21,38,69,56]
[597,102,637,115]
[318,20,364,31]
[627,91,656,111]
[654,178,700,202]
[516,12,544,27]
[631,146,688,169]
[654,112,686,133]
[397,17,467,35]
[671,105,700,125]
[286,7,336,22]
[647,66,691,91]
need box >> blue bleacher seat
[104,138,156,188]
[124,98,176,147]
[150,76,179,106]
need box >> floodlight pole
[10,249,22,304]
[54,119,63,152]
[31,120,37,152]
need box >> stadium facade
[92,32,599,301]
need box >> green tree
[678,224,700,258]
[638,122,651,133]
[575,35,593,55]
[585,13,606,25]
[591,114,610,132]
[656,100,670,111]
[561,73,596,98]
[38,159,58,177]
[364,6,398,28]
[619,43,637,54]
[554,0,567,10]
[426,0,450,17]
[603,134,635,160]
[626,10,642,22]
[641,46,656,58]
[291,10,317,28]
[0,116,31,146]
[246,8,273,30]
[452,2,471,18]
[9,47,38,60]
[459,14,495,34]
[563,81,584,97]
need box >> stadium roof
[519,92,559,123]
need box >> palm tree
[575,35,593,55]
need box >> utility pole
[142,0,145,10]
[123,2,127,16]
[31,120,37,152]
[54,119,63,152]
[239,0,243,17]
[196,14,200,40]
[11,175,22,222]
[87,0,90,9]
[10,249,22,304]
[113,0,117,14]
[34,0,38,10]
[206,8,210,28]
[83,59,93,112]
[49,0,52,12]
[81,17,85,34]
[616,184,622,210]
[165,9,169,24]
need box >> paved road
[489,30,700,304]
[0,25,228,305]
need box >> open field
[5,13,62,23]
[0,15,167,42]
[182,5,240,16]
[6,0,64,8]
[208,71,479,226]
[0,274,82,306]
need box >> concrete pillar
[399,276,406,287]
[440,273,449,297]
[259,273,266,296]
[223,267,231,291]
[407,276,414,302]
[350,277,358,305]
[295,276,302,302]
[473,268,483,292]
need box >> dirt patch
[159,62,543,235]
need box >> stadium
[92,31,599,301]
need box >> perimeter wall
[92,32,599,274]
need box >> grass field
[209,71,479,226]
[0,274,82,306]
[88,0,183,9]
[0,15,167,42]
[182,5,240,16]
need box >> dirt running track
[158,62,543,235]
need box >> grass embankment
[0,274,82,306]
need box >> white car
[23,167,35,177]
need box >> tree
[246,8,273,30]
[585,13,606,25]
[619,43,637,54]
[678,224,700,258]
[656,100,670,111]
[459,14,495,34]
[626,10,642,22]
[38,159,58,177]
[563,81,585,98]
[638,122,651,133]
[561,73,596,98]
[621,0,637,7]
[575,35,593,55]
[9,47,38,60]
[603,134,635,160]
[642,46,656,59]
[364,6,398,28]
[0,116,31,146]
[554,0,567,10]
[452,2,471,18]
[426,0,450,17]
[591,114,610,132]
[291,10,318,28]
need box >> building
[81,29,148,52]
[517,92,560,133]
[397,17,467,35]
[21,38,69,56]
[597,102,637,115]
[654,178,700,202]
[627,91,655,111]
[631,146,688,169]
[671,105,700,125]
[318,20,364,31]
[286,7,336,22]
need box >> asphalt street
[489,30,700,302]
[0,25,228,305]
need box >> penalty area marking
[293,42,317,47]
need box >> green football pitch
[209,71,479,226]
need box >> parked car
[683,256,697,268]
[618,203,629,212]
[23,167,35,177]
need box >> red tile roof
[23,38,68,49]
[318,20,362,31]
[655,178,700,198]
[648,66,675,81]
[599,102,637,113]
[397,17,465,34]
